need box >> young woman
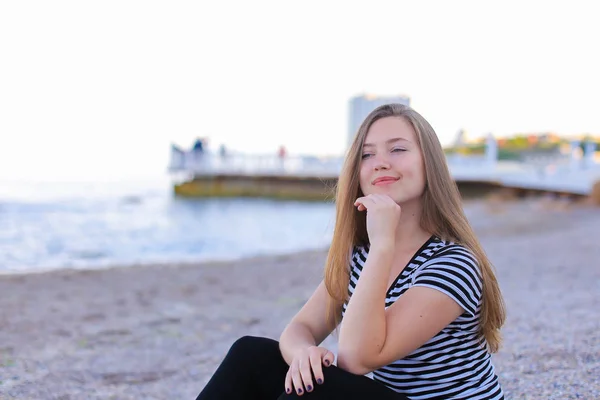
[196,104,506,399]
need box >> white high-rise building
[347,94,411,148]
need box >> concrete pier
[169,145,600,202]
[174,174,337,201]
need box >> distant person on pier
[278,145,287,171]
[192,138,205,154]
[192,138,207,170]
[195,104,506,399]
[278,145,287,159]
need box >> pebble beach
[1,197,599,400]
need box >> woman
[196,104,506,399]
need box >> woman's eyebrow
[363,137,410,148]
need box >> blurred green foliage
[444,134,599,161]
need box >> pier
[168,140,600,202]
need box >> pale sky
[1,0,599,182]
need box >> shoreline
[1,198,599,399]
[0,246,331,278]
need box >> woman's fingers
[298,357,314,394]
[354,196,376,211]
[284,369,293,395]
[356,194,399,212]
[308,351,324,388]
[285,347,334,395]
[323,350,335,368]
[290,360,305,396]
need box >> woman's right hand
[284,346,335,396]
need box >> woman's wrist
[368,240,395,255]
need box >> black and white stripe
[341,236,504,400]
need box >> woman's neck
[393,199,431,252]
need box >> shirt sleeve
[411,245,483,317]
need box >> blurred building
[347,94,411,148]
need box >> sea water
[0,178,335,273]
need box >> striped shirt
[341,236,504,400]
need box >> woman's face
[359,116,427,205]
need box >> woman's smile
[372,176,400,186]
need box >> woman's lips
[372,177,399,186]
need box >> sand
[1,198,599,399]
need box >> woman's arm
[338,246,464,374]
[279,280,338,365]
[337,243,394,372]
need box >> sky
[1,0,599,182]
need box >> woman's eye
[361,153,373,159]
[391,148,406,153]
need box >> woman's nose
[373,154,391,170]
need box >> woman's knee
[228,335,280,360]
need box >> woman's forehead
[365,117,416,144]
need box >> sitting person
[195,103,506,399]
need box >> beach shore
[1,198,599,400]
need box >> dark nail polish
[307,385,313,391]
[286,388,290,394]
[324,360,330,366]
[297,388,303,394]
[317,378,323,384]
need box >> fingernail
[297,388,303,394]
[286,388,290,394]
[307,385,313,391]
[324,360,330,366]
[317,378,323,384]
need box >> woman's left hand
[354,194,401,248]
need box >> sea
[0,177,336,274]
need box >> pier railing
[169,152,344,178]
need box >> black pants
[195,336,410,400]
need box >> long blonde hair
[325,104,506,352]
